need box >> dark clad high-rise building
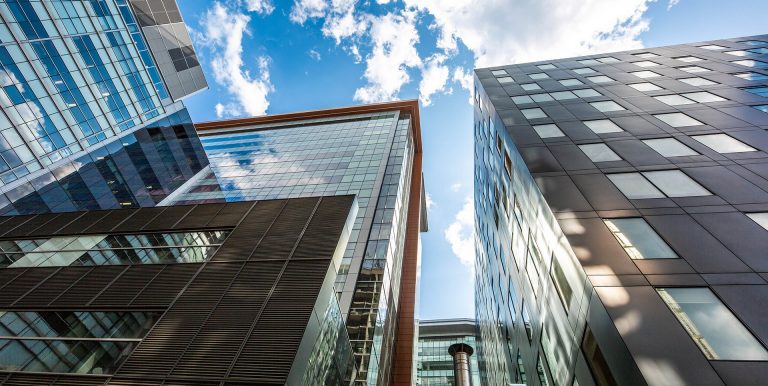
[474,35,768,386]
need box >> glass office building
[165,101,428,385]
[417,319,481,386]
[474,35,768,386]
[0,0,208,214]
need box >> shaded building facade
[417,319,481,386]
[474,35,768,386]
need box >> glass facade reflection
[416,319,481,386]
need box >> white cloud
[418,54,449,106]
[404,0,652,67]
[425,191,436,211]
[354,10,422,103]
[668,0,680,10]
[444,196,475,270]
[289,0,328,23]
[308,49,322,60]
[450,183,462,192]
[198,2,273,117]
[244,0,274,14]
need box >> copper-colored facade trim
[194,100,423,152]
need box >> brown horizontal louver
[105,379,163,386]
[90,265,165,307]
[228,259,329,381]
[142,206,194,231]
[3,214,54,238]
[56,211,111,235]
[173,203,226,230]
[53,265,128,307]
[205,201,256,228]
[249,198,319,261]
[111,207,166,233]
[29,211,86,236]
[15,267,89,307]
[0,267,58,306]
[212,200,286,262]
[0,268,26,292]
[291,196,353,260]
[0,215,36,237]
[3,373,107,385]
[82,209,138,234]
[130,264,201,307]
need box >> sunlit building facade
[474,35,768,386]
[417,319,481,386]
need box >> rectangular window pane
[692,134,756,153]
[733,60,768,68]
[633,60,659,67]
[635,52,659,58]
[584,119,623,134]
[747,212,768,231]
[573,68,596,74]
[522,108,547,119]
[491,69,507,76]
[551,91,577,100]
[679,66,710,73]
[579,143,621,162]
[643,138,698,157]
[531,93,555,102]
[631,70,661,78]
[655,94,696,105]
[533,124,564,138]
[498,76,514,84]
[573,88,601,98]
[587,75,614,83]
[590,101,625,112]
[559,79,583,86]
[550,257,574,308]
[679,77,717,86]
[604,218,677,259]
[538,63,556,70]
[530,73,549,79]
[629,82,662,91]
[699,44,726,50]
[607,173,664,199]
[675,56,703,62]
[683,91,725,102]
[734,72,768,80]
[756,105,768,113]
[642,170,711,197]
[653,112,703,127]
[521,83,541,91]
[511,95,534,105]
[657,287,768,360]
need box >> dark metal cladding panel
[173,203,226,229]
[130,264,201,307]
[0,215,36,237]
[292,196,355,260]
[89,265,166,307]
[0,267,59,306]
[3,214,53,238]
[57,211,111,235]
[2,373,107,385]
[249,198,319,261]
[83,209,139,233]
[142,205,194,231]
[53,266,129,307]
[15,267,90,307]
[29,211,86,236]
[111,207,165,233]
[206,201,257,228]
[212,200,286,262]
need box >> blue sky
[176,0,768,320]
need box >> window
[531,93,555,102]
[749,47,768,54]
[692,134,756,153]
[522,302,532,341]
[587,75,614,83]
[658,287,768,360]
[679,66,710,73]
[582,327,618,386]
[747,212,768,231]
[559,78,584,86]
[511,95,534,105]
[725,50,750,57]
[517,352,528,383]
[597,57,620,63]
[741,40,768,46]
[743,86,768,97]
[604,218,678,259]
[538,63,556,70]
[675,56,703,62]
[756,105,768,113]
[537,356,551,386]
[631,70,661,78]
[573,88,601,98]
[530,72,550,79]
[590,101,625,112]
[679,77,717,86]
[629,82,662,91]
[491,69,508,76]
[608,170,710,198]
[633,60,659,67]
[735,72,768,80]
[733,60,768,68]
[521,108,547,119]
[655,94,696,106]
[573,67,596,74]
[533,124,564,138]
[635,52,659,58]
[583,119,623,134]
[578,59,600,65]
[498,76,515,84]
[684,91,725,102]
[699,44,726,50]
[643,138,698,157]
[550,256,574,309]
[653,112,703,127]
[579,143,621,162]
[551,91,578,100]
[521,82,541,91]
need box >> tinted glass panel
[604,218,677,259]
[692,134,756,153]
[583,120,623,134]
[533,124,564,139]
[522,108,547,119]
[643,138,698,157]
[653,113,702,127]
[629,82,662,91]
[607,173,664,199]
[642,170,710,197]
[590,101,625,112]
[579,144,621,162]
[747,212,768,230]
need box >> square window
[629,82,662,91]
[682,91,726,103]
[692,134,756,153]
[733,60,768,68]
[699,44,726,50]
[521,83,541,91]
[578,59,601,65]
[583,119,623,134]
[741,40,768,46]
[597,57,620,63]
[658,287,768,360]
[532,124,564,138]
[590,101,625,112]
[635,52,659,58]
[521,108,547,119]
[579,143,621,162]
[679,66,710,73]
[653,112,702,127]
[587,75,614,84]
[538,63,556,70]
[607,173,664,199]
[498,76,515,84]
[573,88,601,98]
[742,86,768,97]
[675,56,703,62]
[725,50,750,57]
[643,170,710,197]
[604,218,678,259]
[511,95,534,105]
[573,68,596,74]
[749,47,768,55]
[631,70,661,78]
[492,69,508,76]
[734,72,768,80]
[550,91,578,100]
[559,78,584,86]
[747,212,768,231]
[634,60,660,67]
[529,73,550,79]
[643,138,698,157]
[530,93,554,102]
[654,94,696,106]
[755,105,768,113]
[679,77,717,86]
